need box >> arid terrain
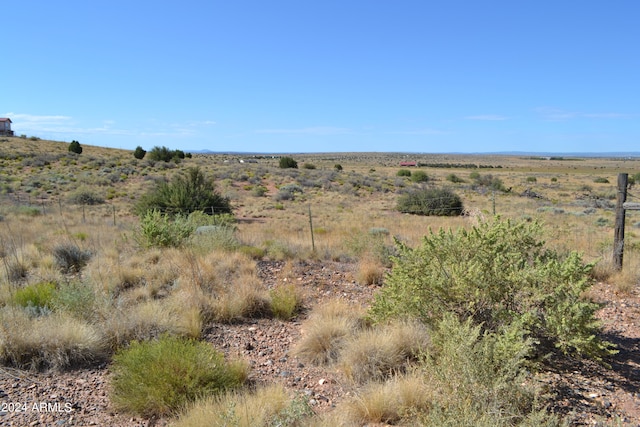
[1,137,640,426]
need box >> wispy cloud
[4,112,216,139]
[255,126,352,135]
[535,107,638,121]
[465,114,508,121]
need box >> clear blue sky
[4,1,639,153]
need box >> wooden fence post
[613,173,628,270]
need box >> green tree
[134,146,147,160]
[279,156,298,169]
[135,167,232,216]
[68,140,82,154]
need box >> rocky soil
[0,260,638,426]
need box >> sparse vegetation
[0,136,635,425]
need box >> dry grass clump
[208,276,271,323]
[339,320,430,384]
[175,384,313,427]
[0,307,105,370]
[293,299,364,365]
[356,256,386,286]
[336,373,433,425]
[101,295,203,350]
[269,282,304,320]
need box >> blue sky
[3,1,639,153]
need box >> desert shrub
[134,146,147,160]
[369,217,615,362]
[135,167,232,217]
[302,163,316,169]
[68,187,105,205]
[135,210,194,249]
[52,281,96,321]
[147,146,183,162]
[410,170,429,183]
[68,140,82,154]
[334,163,343,171]
[269,283,303,320]
[279,156,298,169]
[593,177,609,184]
[251,185,267,197]
[396,169,412,177]
[110,335,248,417]
[11,281,56,312]
[396,187,463,216]
[526,176,538,183]
[412,314,560,426]
[274,183,303,201]
[472,173,506,191]
[53,244,92,273]
[446,173,464,183]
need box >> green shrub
[302,163,316,170]
[334,164,343,171]
[396,169,412,177]
[593,177,609,184]
[134,146,147,160]
[472,173,506,191]
[415,314,560,426]
[410,170,429,183]
[12,282,56,311]
[110,335,247,417]
[135,167,232,217]
[369,218,615,362]
[68,187,105,205]
[52,281,96,321]
[68,140,82,154]
[279,157,298,169]
[526,176,537,183]
[53,244,92,273]
[147,146,184,162]
[396,187,463,216]
[446,173,464,183]
[135,210,195,248]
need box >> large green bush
[147,146,184,163]
[279,156,298,169]
[396,187,463,216]
[133,145,147,160]
[110,335,247,417]
[68,140,82,154]
[369,218,614,362]
[134,167,232,217]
